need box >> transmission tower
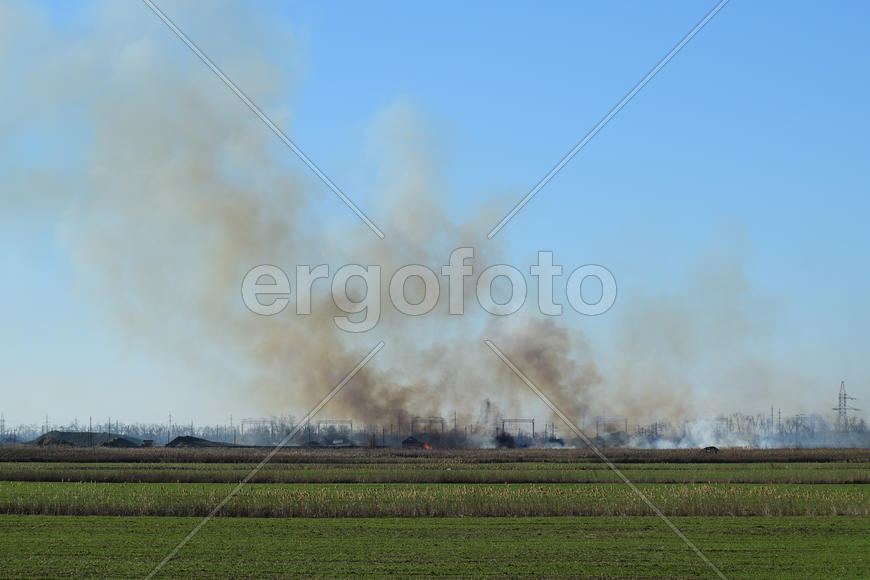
[832,380,859,432]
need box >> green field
[0,515,867,579]
[1,448,868,578]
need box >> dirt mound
[34,435,75,447]
[166,435,226,448]
[101,437,138,448]
[29,430,143,447]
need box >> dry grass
[1,481,866,517]
[1,446,867,464]
[1,461,867,484]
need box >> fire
[423,443,432,450]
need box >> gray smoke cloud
[0,3,548,427]
[2,2,845,434]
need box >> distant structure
[501,418,535,437]
[317,419,353,435]
[595,415,628,437]
[241,417,277,438]
[833,381,859,432]
[411,417,445,435]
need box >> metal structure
[316,419,353,435]
[501,418,535,437]
[546,422,559,440]
[411,417,445,435]
[792,414,811,435]
[637,421,667,439]
[833,380,859,432]
[241,417,277,437]
[595,416,628,437]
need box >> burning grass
[1,482,866,517]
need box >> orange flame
[423,443,432,450]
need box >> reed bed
[1,482,866,517]
[2,446,867,464]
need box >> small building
[401,436,425,448]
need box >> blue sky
[1,1,868,428]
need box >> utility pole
[168,412,172,445]
[833,380,859,432]
[89,416,92,447]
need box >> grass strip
[1,481,866,517]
